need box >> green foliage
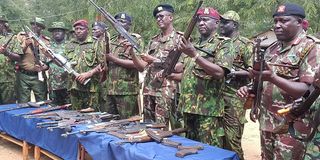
[1,0,320,43]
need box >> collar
[279,30,306,53]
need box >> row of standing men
[0,2,319,160]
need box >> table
[0,104,239,160]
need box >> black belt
[19,69,38,76]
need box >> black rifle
[243,37,266,122]
[151,0,203,88]
[89,0,141,53]
[0,100,51,113]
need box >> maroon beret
[197,7,220,20]
[73,19,88,28]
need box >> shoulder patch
[307,35,320,43]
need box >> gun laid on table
[150,0,203,88]
[0,100,51,113]
[16,104,71,117]
[89,0,141,53]
[25,26,90,85]
[243,37,266,122]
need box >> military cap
[153,4,174,17]
[30,17,46,29]
[0,15,8,23]
[114,13,132,23]
[92,21,108,29]
[73,19,88,28]
[48,22,69,32]
[197,7,220,20]
[220,10,240,23]
[273,3,305,18]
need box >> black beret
[114,12,132,23]
[153,4,174,17]
[273,3,305,18]
[92,21,108,30]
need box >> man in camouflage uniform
[65,20,103,110]
[131,4,184,129]
[219,11,253,159]
[0,15,17,104]
[177,7,235,147]
[47,22,69,105]
[102,13,142,118]
[7,17,49,103]
[237,3,320,160]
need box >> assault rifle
[61,116,142,137]
[25,27,90,85]
[243,37,266,122]
[0,100,51,113]
[16,104,71,117]
[89,0,141,53]
[273,72,320,141]
[151,1,203,88]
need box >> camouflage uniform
[65,36,103,110]
[48,41,69,105]
[304,99,320,160]
[15,32,49,103]
[179,35,235,147]
[143,30,183,128]
[222,35,253,159]
[102,33,142,118]
[259,31,320,160]
[0,34,17,104]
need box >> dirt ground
[0,111,261,160]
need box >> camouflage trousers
[184,113,224,147]
[143,95,181,129]
[0,82,16,104]
[49,89,70,106]
[260,130,306,160]
[223,96,246,160]
[70,89,99,110]
[16,72,47,103]
[304,128,320,160]
[104,95,139,119]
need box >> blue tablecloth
[0,104,239,160]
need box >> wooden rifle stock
[155,0,203,87]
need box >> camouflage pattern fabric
[184,113,224,147]
[221,35,253,160]
[0,34,17,104]
[102,33,142,118]
[49,89,69,105]
[65,37,103,110]
[143,30,183,126]
[303,98,320,159]
[105,95,139,119]
[259,31,320,159]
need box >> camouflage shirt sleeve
[299,42,320,84]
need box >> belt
[19,69,38,76]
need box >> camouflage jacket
[65,36,103,92]
[105,33,142,95]
[0,34,17,83]
[260,31,320,132]
[222,35,253,123]
[48,41,68,91]
[179,35,235,117]
[143,29,183,99]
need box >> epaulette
[17,31,27,36]
[176,31,184,35]
[151,34,160,40]
[307,35,320,43]
[131,33,141,39]
[217,36,230,41]
[239,36,253,44]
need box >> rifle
[61,115,142,137]
[1,34,14,49]
[25,26,90,85]
[89,0,141,53]
[151,0,203,88]
[0,100,51,113]
[16,104,71,116]
[273,73,320,141]
[99,31,110,83]
[243,37,266,122]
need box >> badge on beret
[158,6,163,12]
[277,5,286,13]
[204,8,209,15]
[121,14,126,19]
